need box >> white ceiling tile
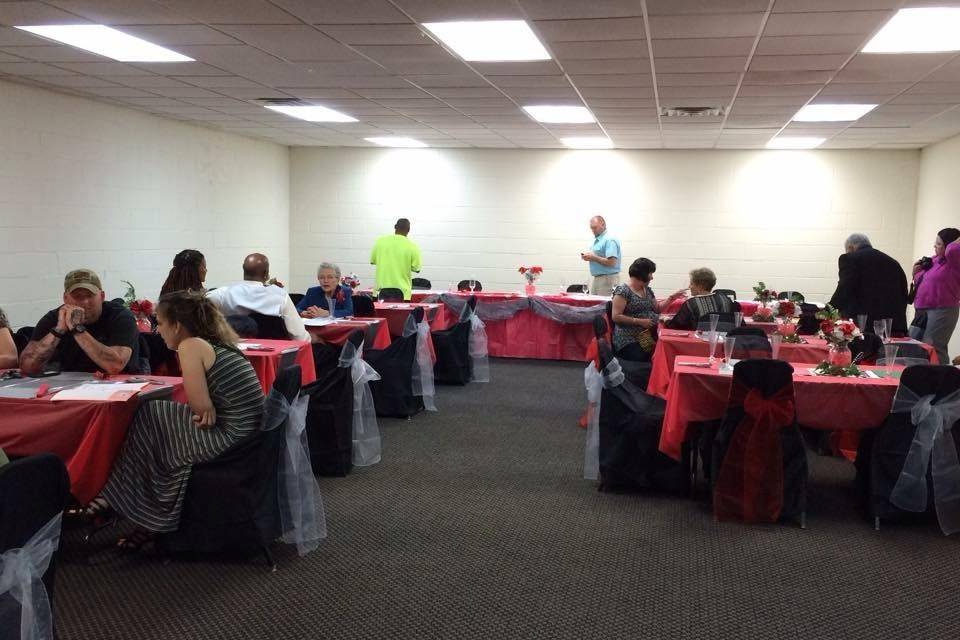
[214,87,292,98]
[0,2,89,26]
[646,0,770,14]
[763,11,891,37]
[833,53,953,83]
[520,0,644,20]
[657,72,741,86]
[580,86,654,98]
[354,44,454,64]
[176,75,265,88]
[394,0,522,21]
[354,87,430,99]
[659,84,736,98]
[562,58,648,74]
[130,61,230,76]
[380,59,471,75]
[569,73,652,87]
[502,87,579,99]
[818,82,911,96]
[648,13,765,39]
[655,56,746,73]
[0,61,76,75]
[773,0,899,11]
[403,74,488,87]
[0,50,22,63]
[749,55,848,72]
[486,74,567,88]
[115,75,195,88]
[533,18,645,42]
[742,70,832,85]
[160,0,299,24]
[271,0,410,23]
[0,27,52,46]
[217,25,362,62]
[652,37,754,58]
[889,94,960,105]
[318,24,427,45]
[737,84,820,96]
[471,61,562,76]
[551,39,647,60]
[754,34,864,55]
[430,87,504,98]
[47,0,192,25]
[29,74,116,87]
[146,86,225,98]
[120,25,241,46]
[921,57,960,83]
[55,61,153,76]
[0,45,104,63]
[585,98,656,108]
[76,86,157,97]
[731,95,809,106]
[281,75,409,89]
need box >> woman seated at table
[665,267,733,330]
[159,249,207,297]
[298,262,354,319]
[0,306,17,369]
[611,258,660,362]
[87,290,263,549]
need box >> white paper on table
[302,317,336,327]
[237,342,262,350]
[862,370,880,379]
[51,382,149,401]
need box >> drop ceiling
[2,0,960,149]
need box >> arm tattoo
[74,332,130,374]
[19,334,59,374]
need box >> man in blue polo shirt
[581,215,621,295]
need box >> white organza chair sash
[467,308,490,383]
[403,315,437,411]
[262,389,327,555]
[583,359,625,481]
[889,386,960,535]
[0,512,62,640]
[338,341,382,466]
[423,293,605,324]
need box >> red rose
[129,301,141,315]
[531,266,543,274]
[140,300,154,316]
[780,301,794,316]
[819,320,833,334]
[518,267,526,273]
[840,322,855,336]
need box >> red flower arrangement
[129,299,154,316]
[752,306,774,322]
[519,265,543,284]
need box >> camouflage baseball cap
[64,268,102,294]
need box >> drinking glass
[734,311,743,327]
[873,320,886,342]
[884,318,893,342]
[708,330,720,365]
[723,336,737,369]
[468,279,477,292]
[560,279,566,294]
[856,314,868,333]
[883,344,898,376]
[770,333,782,360]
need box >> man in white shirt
[207,253,310,342]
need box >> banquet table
[372,302,445,336]
[238,338,316,394]
[658,357,901,461]
[663,297,760,316]
[305,317,392,351]
[0,374,185,503]
[412,290,608,361]
[647,329,936,398]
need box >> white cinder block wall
[0,79,290,329]
[915,132,960,359]
[290,147,920,305]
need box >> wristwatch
[72,324,87,334]
[50,327,66,339]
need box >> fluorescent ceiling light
[561,137,613,149]
[793,103,878,122]
[766,136,825,150]
[422,20,550,62]
[863,8,960,53]
[264,104,357,123]
[365,137,428,148]
[15,24,192,62]
[523,105,595,124]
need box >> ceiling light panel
[15,25,193,62]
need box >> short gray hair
[317,262,341,278]
[845,233,871,250]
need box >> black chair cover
[851,334,883,364]
[303,330,363,476]
[432,296,475,385]
[352,294,375,318]
[895,341,935,362]
[712,359,807,523]
[729,334,772,361]
[696,312,736,334]
[715,289,737,302]
[289,293,305,305]
[0,453,69,635]
[412,278,432,290]
[249,313,289,339]
[797,303,820,335]
[567,284,588,293]
[728,326,766,338]
[155,366,301,558]
[140,332,178,375]
[856,365,960,526]
[778,291,805,303]
[377,288,404,302]
[365,308,424,418]
[13,327,33,354]
[457,279,483,292]
[225,315,258,338]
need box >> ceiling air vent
[659,106,726,118]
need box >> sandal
[116,528,153,552]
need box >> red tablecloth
[372,302,445,335]
[240,339,316,395]
[0,375,185,503]
[410,291,606,361]
[663,297,760,316]
[659,358,900,460]
[306,319,392,350]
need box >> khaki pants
[591,273,619,296]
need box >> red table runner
[0,376,185,503]
[307,319,392,350]
[372,302,446,335]
[240,339,316,395]
[663,297,760,316]
[659,357,900,461]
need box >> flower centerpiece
[815,305,862,369]
[340,273,360,289]
[770,299,801,341]
[752,281,778,305]
[121,280,154,333]
[752,305,774,322]
[519,265,543,296]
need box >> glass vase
[827,343,852,367]
[136,314,152,333]
[524,283,536,296]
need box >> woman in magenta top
[912,227,960,364]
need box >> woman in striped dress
[92,291,264,548]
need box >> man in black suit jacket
[828,233,908,335]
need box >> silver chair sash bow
[467,308,490,383]
[0,513,62,640]
[262,389,328,555]
[889,387,960,535]
[421,293,605,324]
[338,341,382,466]
[404,315,437,411]
[583,359,625,481]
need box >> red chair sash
[714,381,795,523]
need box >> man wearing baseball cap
[20,268,140,375]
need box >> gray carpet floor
[55,358,960,639]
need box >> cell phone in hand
[70,309,84,324]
